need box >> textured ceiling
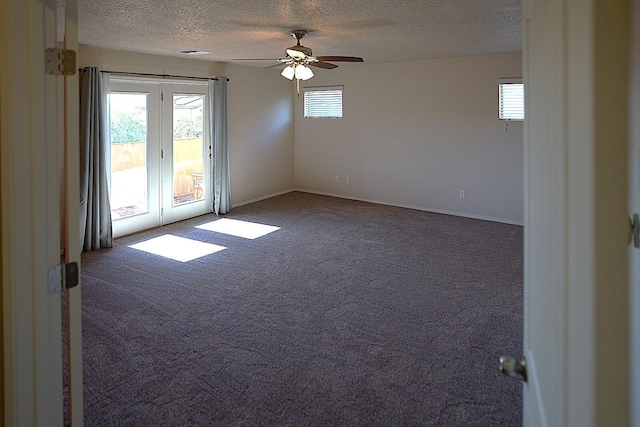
[59,0,521,67]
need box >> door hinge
[499,355,528,383]
[631,214,640,248]
[45,48,76,76]
[47,262,79,293]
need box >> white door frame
[64,0,83,424]
[1,0,65,424]
[629,0,640,425]
[567,1,630,424]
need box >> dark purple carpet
[81,191,523,426]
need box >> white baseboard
[233,188,297,208]
[291,188,524,226]
[233,188,523,226]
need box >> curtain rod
[79,68,229,81]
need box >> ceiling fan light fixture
[286,48,307,60]
[295,64,314,81]
[281,65,295,80]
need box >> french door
[109,80,212,237]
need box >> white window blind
[498,78,525,120]
[303,86,343,118]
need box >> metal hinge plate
[631,214,640,249]
[48,262,79,293]
[45,48,76,76]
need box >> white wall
[78,46,295,207]
[294,52,523,224]
[78,47,523,223]
[220,63,295,204]
[79,45,226,79]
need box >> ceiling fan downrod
[291,30,307,45]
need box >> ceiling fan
[234,30,363,83]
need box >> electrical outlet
[459,189,466,199]
[335,175,340,183]
[346,176,350,184]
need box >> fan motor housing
[286,45,313,58]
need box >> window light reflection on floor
[129,234,225,262]
[196,218,280,239]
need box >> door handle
[499,355,528,382]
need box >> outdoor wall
[111,138,203,198]
[78,45,295,207]
[294,52,524,224]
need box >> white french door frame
[109,78,212,237]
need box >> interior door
[521,0,567,424]
[521,0,631,425]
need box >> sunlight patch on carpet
[196,218,280,239]
[129,234,225,262]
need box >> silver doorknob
[499,355,528,382]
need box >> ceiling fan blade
[309,61,338,69]
[231,58,280,61]
[315,56,364,62]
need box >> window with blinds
[303,86,343,118]
[498,78,525,120]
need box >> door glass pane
[173,94,204,206]
[109,93,148,218]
